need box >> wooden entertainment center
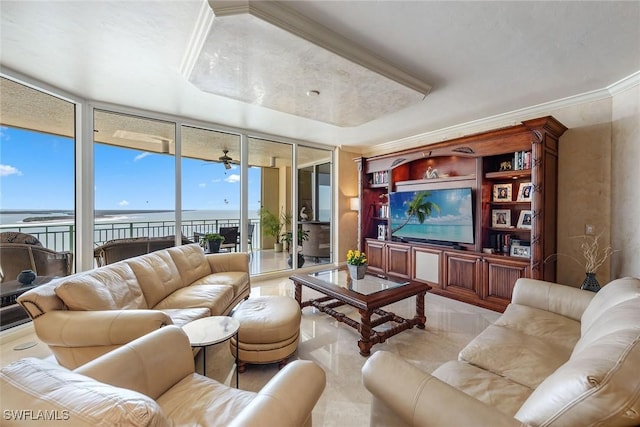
[355,116,567,312]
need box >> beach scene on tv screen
[389,188,474,244]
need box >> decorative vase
[17,269,36,285]
[348,264,367,280]
[580,272,601,292]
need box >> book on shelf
[378,204,388,218]
[371,171,389,185]
[513,151,531,171]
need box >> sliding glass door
[180,125,242,250]
[93,110,177,265]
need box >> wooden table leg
[294,282,302,308]
[358,309,373,356]
[415,291,427,329]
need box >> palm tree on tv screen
[391,191,440,234]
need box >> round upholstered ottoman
[230,296,301,372]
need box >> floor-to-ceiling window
[297,146,333,264]
[0,76,76,330]
[181,125,243,249]
[92,110,177,265]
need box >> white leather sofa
[362,276,640,427]
[1,326,326,427]
[17,243,250,369]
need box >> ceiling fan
[219,149,233,170]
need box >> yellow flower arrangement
[346,249,367,266]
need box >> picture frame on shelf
[510,245,531,258]
[492,184,512,202]
[516,182,533,202]
[517,210,533,229]
[491,209,511,228]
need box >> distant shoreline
[2,210,179,223]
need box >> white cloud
[198,183,206,188]
[118,200,129,207]
[224,174,240,183]
[211,179,222,183]
[0,164,22,177]
[134,152,153,161]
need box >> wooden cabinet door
[483,257,530,307]
[442,251,482,299]
[365,239,386,274]
[386,243,411,279]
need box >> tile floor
[0,275,500,427]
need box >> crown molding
[361,84,625,157]
[207,0,431,95]
[179,0,215,78]
[607,70,640,96]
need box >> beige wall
[552,99,613,286]
[611,84,640,279]
[335,147,360,264]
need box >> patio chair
[93,235,193,266]
[218,226,239,252]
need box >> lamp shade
[350,197,360,211]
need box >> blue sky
[1,126,262,211]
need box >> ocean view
[0,209,260,226]
[0,209,261,252]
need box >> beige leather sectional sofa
[1,325,326,427]
[363,277,640,427]
[18,243,250,369]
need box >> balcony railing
[0,217,260,253]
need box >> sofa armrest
[206,252,250,274]
[362,351,526,427]
[511,278,594,321]
[33,309,172,347]
[228,360,326,427]
[76,326,194,400]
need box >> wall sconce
[350,197,360,211]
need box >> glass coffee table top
[308,269,409,296]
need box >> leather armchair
[1,326,326,427]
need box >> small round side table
[182,316,240,387]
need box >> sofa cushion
[127,250,184,308]
[0,358,169,427]
[55,262,147,310]
[166,244,212,287]
[153,285,234,316]
[192,271,249,300]
[459,322,573,389]
[493,303,582,352]
[157,373,255,426]
[432,360,532,417]
[159,308,210,327]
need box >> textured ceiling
[187,12,425,126]
[1,1,638,150]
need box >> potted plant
[283,228,309,268]
[199,233,225,253]
[346,249,367,280]
[259,208,292,252]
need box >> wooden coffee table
[290,268,431,356]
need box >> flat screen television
[389,187,474,245]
